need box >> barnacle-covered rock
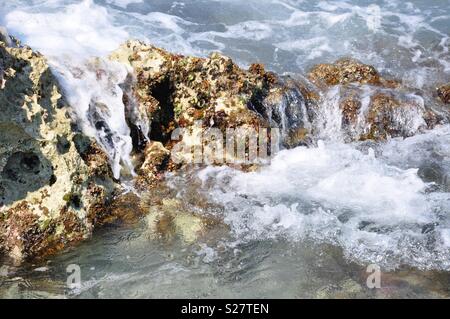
[308,57,398,88]
[110,41,283,181]
[145,198,225,244]
[363,92,427,140]
[135,141,171,189]
[110,41,276,131]
[110,43,445,188]
[333,87,430,141]
[0,38,118,262]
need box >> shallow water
[0,0,449,298]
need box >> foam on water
[106,0,144,9]
[3,0,128,57]
[195,127,450,270]
[3,0,447,78]
[92,0,449,86]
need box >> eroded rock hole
[248,87,269,119]
[149,78,175,144]
[129,123,147,152]
[0,151,54,204]
[3,152,41,182]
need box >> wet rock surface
[306,58,445,142]
[110,41,277,164]
[0,34,118,263]
[307,57,399,88]
[110,44,446,189]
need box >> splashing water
[0,0,449,298]
[2,0,135,178]
[193,127,450,271]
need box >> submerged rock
[437,83,450,104]
[0,35,118,262]
[145,197,225,244]
[316,278,365,299]
[145,198,204,243]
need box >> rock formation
[306,58,441,141]
[110,40,283,186]
[111,44,443,187]
[0,32,118,263]
[0,29,447,262]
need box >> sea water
[0,0,449,298]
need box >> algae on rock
[0,34,117,262]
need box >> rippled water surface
[0,0,449,298]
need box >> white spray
[4,0,136,179]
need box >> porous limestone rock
[110,40,274,133]
[110,41,283,183]
[0,35,117,262]
[109,43,446,190]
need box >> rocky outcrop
[306,58,440,141]
[1,31,446,262]
[308,58,399,88]
[110,41,274,133]
[110,45,442,187]
[110,40,285,186]
[0,33,118,263]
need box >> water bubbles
[194,128,450,270]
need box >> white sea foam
[275,36,333,60]
[4,0,134,178]
[195,127,450,270]
[4,0,129,57]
